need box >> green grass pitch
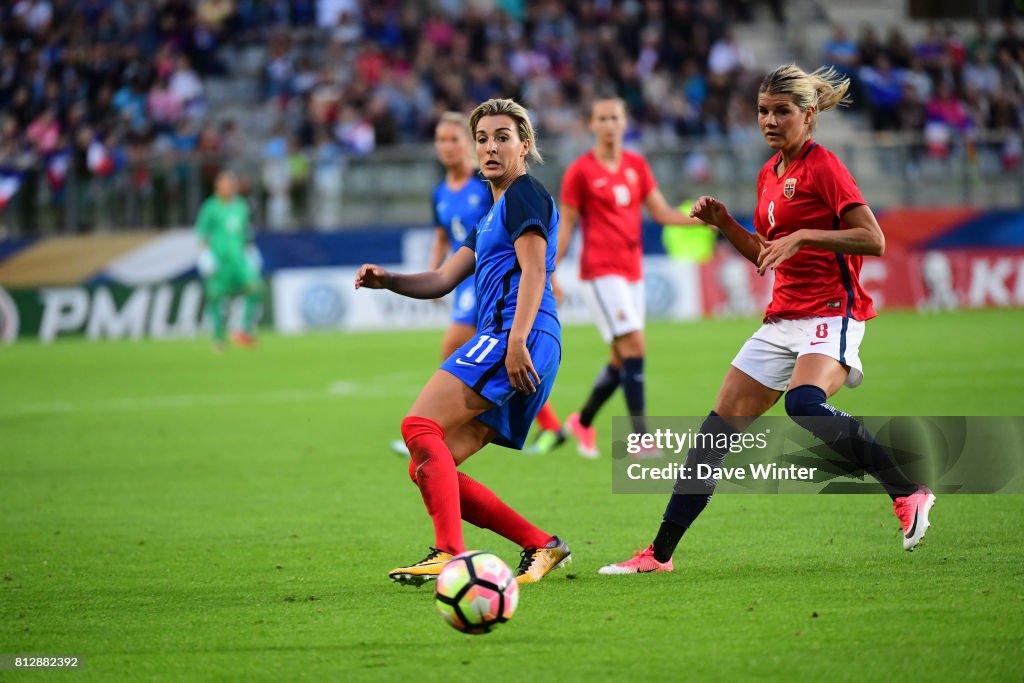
[1,309,1022,681]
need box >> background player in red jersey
[557,96,703,458]
[598,65,935,575]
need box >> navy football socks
[579,363,620,427]
[785,385,918,500]
[621,356,648,434]
[653,411,738,562]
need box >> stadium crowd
[0,0,288,230]
[283,0,770,151]
[823,18,1024,163]
[0,1,1021,232]
[0,1,764,166]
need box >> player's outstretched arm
[355,247,476,298]
[555,201,579,267]
[690,195,764,265]
[644,188,705,228]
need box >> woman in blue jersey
[390,112,566,456]
[357,98,571,586]
[389,112,493,457]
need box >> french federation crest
[783,177,797,199]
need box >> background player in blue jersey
[429,112,493,355]
[356,98,571,586]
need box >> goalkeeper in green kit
[196,171,265,349]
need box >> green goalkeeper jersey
[196,196,251,260]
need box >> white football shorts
[580,275,645,343]
[730,316,866,392]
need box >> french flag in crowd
[46,149,71,190]
[87,138,116,177]
[0,168,21,210]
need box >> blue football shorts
[440,328,561,449]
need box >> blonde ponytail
[759,64,851,129]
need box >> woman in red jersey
[598,65,935,575]
[557,96,703,459]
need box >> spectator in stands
[196,122,222,197]
[860,55,904,131]
[147,75,185,133]
[995,18,1022,61]
[264,31,294,106]
[967,20,997,62]
[942,26,967,71]
[707,28,756,82]
[331,9,362,47]
[196,0,234,37]
[7,86,33,129]
[964,48,1001,97]
[885,27,914,70]
[823,24,860,81]
[290,56,318,100]
[897,80,927,135]
[366,94,398,147]
[914,24,946,73]
[219,119,248,158]
[995,46,1024,96]
[336,105,374,156]
[987,88,1021,134]
[287,135,311,225]
[26,107,60,155]
[112,77,149,132]
[168,55,205,117]
[857,25,885,71]
[926,82,975,133]
[902,56,934,103]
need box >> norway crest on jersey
[783,177,797,199]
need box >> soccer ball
[434,551,519,635]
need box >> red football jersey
[754,139,877,321]
[560,150,656,281]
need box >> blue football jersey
[463,175,560,339]
[432,174,492,253]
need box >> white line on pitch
[0,372,426,417]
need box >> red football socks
[401,416,464,555]
[456,471,551,549]
[534,402,562,432]
[403,416,550,550]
